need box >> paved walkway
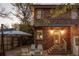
[5,45,30,56]
[5,50,17,56]
[5,45,74,56]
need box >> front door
[52,30,67,51]
[43,27,71,54]
[53,30,61,45]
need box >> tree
[11,3,34,34]
[9,3,34,35]
[51,3,73,18]
[12,3,33,25]
[0,3,15,19]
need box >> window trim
[36,30,43,40]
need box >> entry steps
[44,46,72,56]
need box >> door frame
[53,30,61,44]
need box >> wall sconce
[60,30,65,35]
[49,30,54,34]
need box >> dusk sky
[0,3,20,28]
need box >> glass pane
[37,10,41,19]
[36,30,43,40]
[71,11,78,19]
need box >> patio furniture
[35,44,43,56]
[20,48,29,56]
[37,44,43,50]
[30,44,36,56]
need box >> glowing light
[55,40,59,43]
[49,30,54,34]
[40,35,43,39]
[60,30,65,35]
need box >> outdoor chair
[20,48,29,56]
[34,44,43,56]
[30,44,36,56]
[30,44,36,51]
[37,44,43,50]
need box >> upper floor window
[36,10,42,19]
[71,11,78,19]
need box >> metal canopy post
[1,24,5,56]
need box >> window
[71,11,78,19]
[36,10,42,19]
[36,30,43,40]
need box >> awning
[0,30,32,36]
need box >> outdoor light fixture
[40,35,43,39]
[60,30,65,35]
[49,30,54,34]
[49,29,65,35]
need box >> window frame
[36,30,43,40]
[36,10,42,19]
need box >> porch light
[60,30,65,35]
[49,30,54,34]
